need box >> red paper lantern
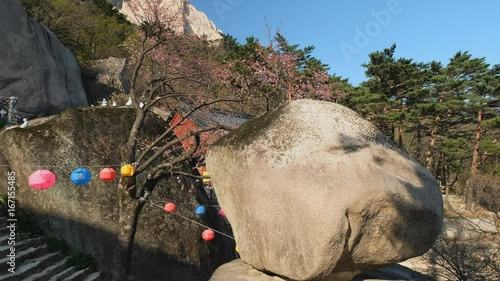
[164,202,177,213]
[202,229,215,241]
[29,170,56,190]
[99,168,117,181]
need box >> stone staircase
[0,216,106,281]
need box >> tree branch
[137,124,232,174]
[147,133,201,179]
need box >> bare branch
[136,95,246,164]
[124,110,147,164]
[131,40,164,97]
[147,133,201,179]
[169,170,204,179]
[140,73,205,104]
[137,124,232,174]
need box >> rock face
[0,0,88,121]
[210,260,433,281]
[210,259,287,281]
[0,107,235,281]
[206,100,444,280]
[82,57,129,104]
[109,0,223,41]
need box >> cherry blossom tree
[242,31,337,113]
[113,1,246,279]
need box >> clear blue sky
[189,0,500,86]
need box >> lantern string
[150,202,235,240]
[0,164,122,168]
[157,200,220,208]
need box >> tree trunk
[442,156,448,188]
[435,151,443,184]
[443,160,449,204]
[416,120,423,162]
[398,126,403,149]
[114,176,142,280]
[113,146,141,280]
[465,109,482,211]
[287,83,292,102]
[425,115,440,171]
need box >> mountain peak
[108,0,222,40]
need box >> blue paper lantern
[70,168,91,185]
[195,205,207,216]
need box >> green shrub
[46,237,69,252]
[21,0,133,63]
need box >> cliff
[109,0,223,41]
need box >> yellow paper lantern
[120,164,135,177]
[202,170,211,184]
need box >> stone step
[0,217,103,281]
[22,258,69,281]
[47,267,77,281]
[0,232,31,244]
[0,245,48,270]
[62,267,93,281]
[81,272,104,281]
[0,251,61,281]
[0,227,10,235]
[0,236,44,256]
[0,233,9,244]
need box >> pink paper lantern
[29,170,56,190]
[218,209,226,216]
[164,203,177,213]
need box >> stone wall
[0,107,235,280]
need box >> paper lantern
[99,168,116,181]
[120,164,135,177]
[70,168,91,185]
[195,205,207,216]
[235,245,239,253]
[202,170,211,185]
[164,202,177,213]
[218,209,226,216]
[29,170,56,190]
[202,229,215,241]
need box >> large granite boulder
[0,0,88,121]
[206,100,444,280]
[0,107,235,280]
